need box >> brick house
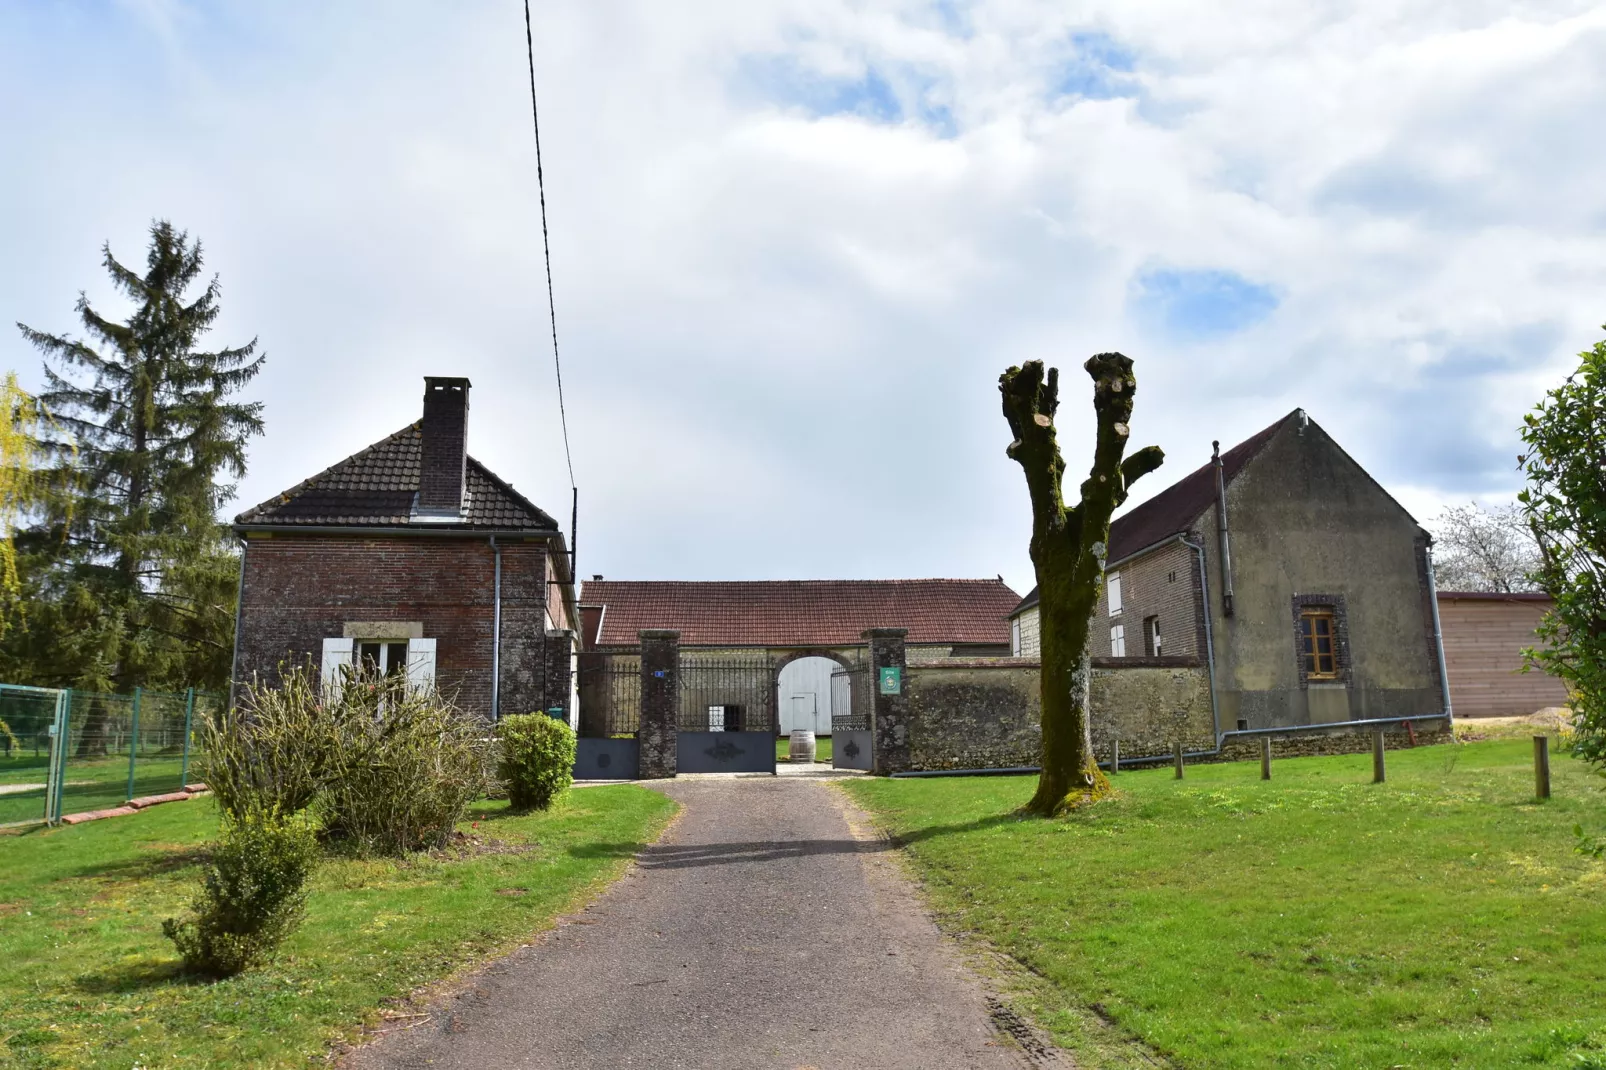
[1009,409,1451,730]
[230,377,580,721]
[578,578,1020,735]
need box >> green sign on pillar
[878,666,903,695]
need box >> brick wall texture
[235,533,561,720]
[1438,596,1569,717]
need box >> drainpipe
[227,536,248,713]
[1182,534,1223,744]
[1424,541,1454,725]
[1213,441,1235,618]
[490,536,503,722]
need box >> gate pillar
[639,629,680,778]
[863,627,910,775]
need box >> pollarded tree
[1001,354,1163,816]
[1520,328,1606,770]
[12,220,263,695]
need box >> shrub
[497,714,576,811]
[202,667,335,821]
[163,808,320,977]
[318,680,492,855]
[211,666,492,856]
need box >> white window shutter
[321,638,354,693]
[1108,572,1123,616]
[1110,624,1125,658]
[407,638,437,693]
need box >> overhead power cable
[523,0,576,490]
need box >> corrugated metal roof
[234,423,559,532]
[584,578,1021,647]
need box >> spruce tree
[11,220,263,698]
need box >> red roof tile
[584,579,1022,647]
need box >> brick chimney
[418,376,471,513]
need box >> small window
[1167,569,1177,583]
[1107,572,1123,616]
[1011,618,1022,656]
[1144,615,1162,657]
[357,640,410,679]
[1298,609,1338,679]
[1110,624,1126,657]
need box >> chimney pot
[418,376,471,513]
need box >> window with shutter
[1108,572,1123,616]
[1110,624,1126,657]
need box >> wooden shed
[1436,592,1569,718]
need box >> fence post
[51,689,73,824]
[1110,738,1120,775]
[43,689,64,825]
[1534,735,1551,800]
[1260,737,1272,781]
[1173,741,1185,779]
[125,687,142,802]
[179,687,196,788]
[1372,730,1386,784]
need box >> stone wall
[899,656,1214,772]
[1215,716,1452,762]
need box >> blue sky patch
[1133,268,1280,336]
[739,54,901,122]
[1054,31,1138,101]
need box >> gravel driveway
[347,776,1058,1069]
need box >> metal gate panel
[574,737,639,780]
[833,730,873,771]
[676,731,774,774]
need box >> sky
[3,0,1604,598]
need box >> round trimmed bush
[497,714,576,811]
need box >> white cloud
[2,0,1603,598]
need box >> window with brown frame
[1298,608,1338,678]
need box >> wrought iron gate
[831,652,873,771]
[677,652,777,774]
[574,653,641,779]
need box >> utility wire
[523,0,576,489]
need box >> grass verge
[0,785,675,1069]
[775,735,833,762]
[844,739,1606,1069]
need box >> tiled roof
[1010,412,1295,616]
[584,579,1022,647]
[235,423,559,532]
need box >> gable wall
[235,533,562,720]
[1202,419,1441,728]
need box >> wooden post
[1372,730,1386,784]
[1173,741,1184,779]
[1534,735,1551,800]
[1110,738,1120,775]
[1260,737,1272,781]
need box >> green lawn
[776,734,833,762]
[0,785,676,1069]
[0,754,193,826]
[844,740,1606,1070]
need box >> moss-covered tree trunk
[1001,354,1162,816]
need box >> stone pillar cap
[861,627,909,639]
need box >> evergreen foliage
[1520,328,1606,771]
[497,713,576,811]
[7,221,263,692]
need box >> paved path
[349,777,1051,1069]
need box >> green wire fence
[0,684,224,827]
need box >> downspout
[227,536,248,712]
[1424,540,1454,725]
[1182,534,1223,745]
[1213,441,1235,618]
[490,536,503,722]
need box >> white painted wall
[776,656,839,735]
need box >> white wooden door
[776,657,838,734]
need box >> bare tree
[1431,503,1540,593]
[1001,354,1163,816]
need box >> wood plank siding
[1437,593,1569,718]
